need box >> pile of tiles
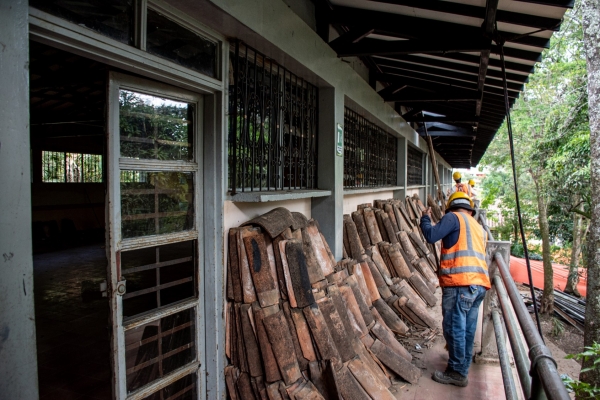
[224,194,441,399]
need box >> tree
[481,1,590,314]
[581,0,600,388]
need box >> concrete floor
[34,244,112,400]
[393,289,513,400]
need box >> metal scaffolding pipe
[494,252,570,400]
[492,309,519,400]
[493,274,532,398]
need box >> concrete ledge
[343,186,404,196]
[227,189,332,202]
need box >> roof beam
[375,71,521,98]
[378,75,479,95]
[404,115,480,123]
[419,130,476,137]
[386,90,481,103]
[379,54,528,83]
[429,52,535,74]
[476,0,500,117]
[329,6,550,49]
[376,60,525,91]
[512,0,574,7]
[369,0,561,30]
[491,45,542,62]
[328,26,375,48]
[331,37,489,57]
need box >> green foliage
[480,2,589,257]
[510,243,543,260]
[563,343,600,398]
[552,317,565,338]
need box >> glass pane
[141,373,197,400]
[146,9,217,78]
[119,90,195,161]
[121,241,196,318]
[125,308,196,393]
[82,154,103,182]
[30,0,134,45]
[42,151,65,182]
[120,171,194,238]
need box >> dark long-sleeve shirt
[420,212,460,249]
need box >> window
[146,9,217,78]
[31,1,218,79]
[407,146,424,186]
[42,151,103,183]
[228,42,318,193]
[343,108,397,189]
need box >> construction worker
[468,179,477,200]
[420,191,490,387]
[448,171,471,197]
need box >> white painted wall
[342,191,395,214]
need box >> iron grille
[407,146,424,186]
[228,41,318,193]
[343,108,397,189]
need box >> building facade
[5,0,552,398]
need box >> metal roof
[316,0,573,167]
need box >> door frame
[29,2,228,398]
[107,72,205,400]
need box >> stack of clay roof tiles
[225,194,442,399]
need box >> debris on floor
[224,195,441,399]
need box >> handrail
[495,253,569,400]
[492,309,520,400]
[475,209,569,400]
[492,273,532,398]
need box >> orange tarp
[509,256,587,297]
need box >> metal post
[493,274,531,398]
[495,253,570,400]
[492,310,519,400]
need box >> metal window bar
[475,212,570,400]
[228,41,318,193]
[343,108,397,189]
[407,146,424,186]
[42,151,103,182]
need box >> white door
[107,72,204,400]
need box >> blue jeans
[442,285,487,377]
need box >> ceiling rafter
[368,0,562,30]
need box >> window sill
[407,185,427,189]
[227,189,332,203]
[343,186,404,195]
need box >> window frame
[343,107,398,189]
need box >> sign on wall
[336,123,343,157]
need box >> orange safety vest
[439,212,490,289]
[455,182,471,196]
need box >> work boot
[432,368,468,387]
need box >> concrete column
[476,240,511,363]
[312,87,344,260]
[421,154,429,200]
[0,1,39,398]
[394,136,406,200]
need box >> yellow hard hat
[452,171,462,180]
[446,191,474,213]
[468,179,475,186]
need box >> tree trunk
[532,172,554,314]
[581,0,600,387]
[565,201,583,297]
